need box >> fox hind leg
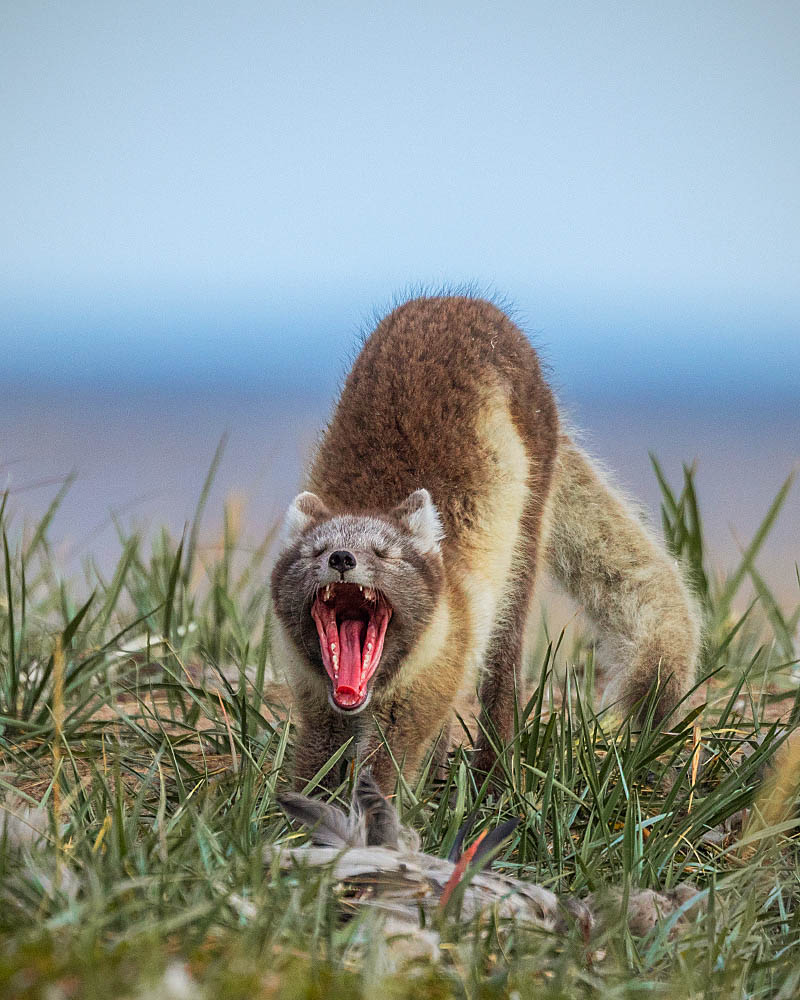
[473,493,551,779]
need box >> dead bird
[276,772,593,938]
[277,773,707,948]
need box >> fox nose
[328,550,357,574]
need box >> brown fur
[271,295,701,793]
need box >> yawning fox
[270,296,701,791]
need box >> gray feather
[354,771,402,848]
[277,792,366,848]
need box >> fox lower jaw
[271,617,381,716]
[327,686,373,715]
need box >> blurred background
[2,2,798,603]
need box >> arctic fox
[271,296,701,791]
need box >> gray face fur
[270,490,445,710]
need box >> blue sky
[2,1,799,395]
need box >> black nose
[328,550,357,573]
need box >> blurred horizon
[4,288,799,400]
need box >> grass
[0,453,798,999]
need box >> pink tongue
[336,619,366,704]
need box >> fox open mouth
[311,582,392,710]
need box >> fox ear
[393,488,444,554]
[282,492,330,545]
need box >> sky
[2,1,799,396]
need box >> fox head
[270,489,445,714]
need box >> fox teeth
[358,585,363,592]
[364,587,375,601]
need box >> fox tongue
[336,619,366,704]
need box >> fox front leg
[291,701,356,793]
[365,683,461,794]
